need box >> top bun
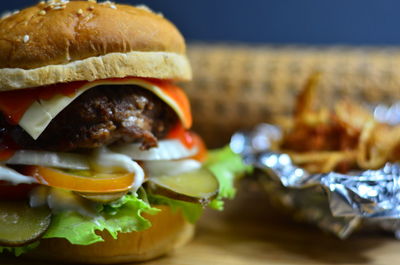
[0,1,191,90]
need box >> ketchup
[167,123,195,149]
[0,81,86,124]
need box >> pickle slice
[78,191,128,203]
[148,168,219,204]
[0,201,51,246]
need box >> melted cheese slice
[19,78,192,140]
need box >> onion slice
[0,164,37,185]
[6,150,90,170]
[110,139,198,161]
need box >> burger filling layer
[0,85,178,152]
[0,77,250,256]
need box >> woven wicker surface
[184,44,400,147]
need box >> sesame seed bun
[0,1,191,90]
[27,205,195,264]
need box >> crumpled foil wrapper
[230,118,400,239]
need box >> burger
[0,1,249,263]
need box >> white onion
[0,164,37,184]
[144,159,202,178]
[6,150,90,170]
[110,139,198,161]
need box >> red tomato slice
[24,166,134,193]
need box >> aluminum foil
[231,123,400,239]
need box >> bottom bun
[27,205,195,264]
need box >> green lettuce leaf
[43,194,159,245]
[204,147,252,210]
[148,194,203,223]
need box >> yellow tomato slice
[25,166,134,193]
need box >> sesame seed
[23,35,30,43]
[110,4,116,9]
[46,0,69,7]
[39,10,46,15]
[77,9,83,15]
[136,5,153,13]
[52,5,66,10]
[100,1,114,5]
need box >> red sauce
[0,134,20,162]
[0,149,15,161]
[167,123,208,161]
[0,81,86,124]
[145,78,192,128]
[167,123,195,149]
[0,181,37,200]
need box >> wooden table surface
[1,180,398,265]
[145,181,399,265]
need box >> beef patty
[0,85,178,151]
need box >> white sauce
[47,188,97,217]
[30,186,97,217]
[29,186,49,208]
[90,147,145,192]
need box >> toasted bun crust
[0,1,192,90]
[27,205,195,264]
[0,51,191,90]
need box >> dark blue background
[1,1,399,45]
